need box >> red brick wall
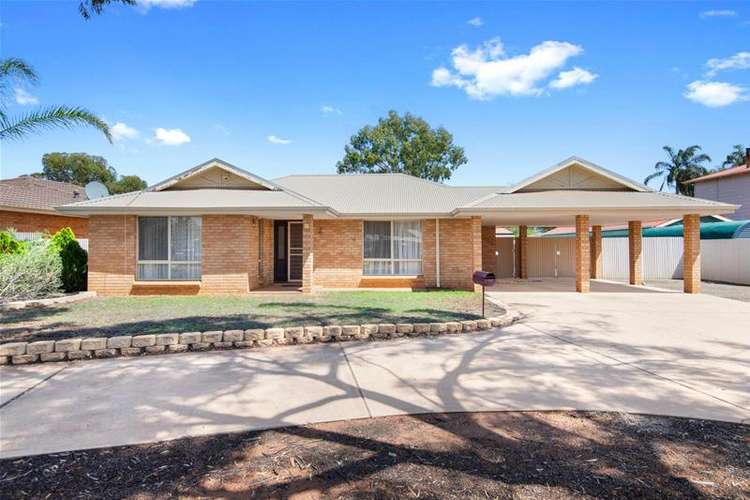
[0,210,88,238]
[88,215,136,295]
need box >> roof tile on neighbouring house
[0,176,88,213]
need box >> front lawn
[1,290,504,343]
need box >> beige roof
[56,157,739,222]
[462,190,733,210]
[59,188,326,215]
[1,176,87,214]
[274,174,503,216]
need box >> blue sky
[1,1,748,188]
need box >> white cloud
[431,37,588,99]
[706,51,750,76]
[321,105,342,115]
[700,9,736,18]
[549,67,598,89]
[467,17,483,27]
[153,127,191,145]
[138,0,197,10]
[213,123,230,136]
[267,135,292,145]
[110,122,139,141]
[684,80,748,107]
[14,88,38,105]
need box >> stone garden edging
[0,311,520,367]
[0,292,97,311]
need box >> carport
[459,158,738,294]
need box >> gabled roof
[0,176,87,214]
[147,158,281,192]
[684,164,750,184]
[506,156,650,193]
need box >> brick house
[58,157,737,296]
[0,176,89,238]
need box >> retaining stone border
[0,291,97,311]
[0,312,520,367]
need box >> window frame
[136,216,202,281]
[362,219,422,276]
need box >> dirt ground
[1,411,748,499]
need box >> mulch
[1,411,748,499]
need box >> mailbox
[472,271,496,287]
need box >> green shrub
[0,240,63,301]
[0,230,26,255]
[48,228,88,293]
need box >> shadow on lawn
[0,301,505,343]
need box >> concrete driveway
[2,281,748,458]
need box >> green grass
[1,291,505,343]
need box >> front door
[274,221,288,282]
[288,221,303,282]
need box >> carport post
[683,214,701,294]
[590,225,602,279]
[518,225,528,279]
[628,220,642,286]
[575,215,590,293]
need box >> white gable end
[518,164,630,191]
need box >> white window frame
[363,220,422,276]
[136,216,202,281]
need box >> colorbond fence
[496,237,750,285]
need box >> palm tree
[644,145,711,196]
[79,0,135,20]
[0,58,111,142]
[721,144,746,168]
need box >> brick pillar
[471,216,482,292]
[302,214,314,294]
[590,225,602,279]
[575,215,590,293]
[683,214,701,294]
[518,225,528,279]
[628,221,643,285]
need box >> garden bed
[2,411,747,499]
[0,291,503,343]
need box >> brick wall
[88,215,136,295]
[481,226,496,274]
[313,219,363,288]
[201,215,254,294]
[628,220,642,285]
[575,215,590,293]
[683,214,701,294]
[89,215,481,295]
[0,210,88,238]
[436,218,475,290]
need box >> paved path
[2,282,748,459]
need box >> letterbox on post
[472,271,496,317]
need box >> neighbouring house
[684,148,750,220]
[0,176,89,238]
[57,157,737,296]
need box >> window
[137,216,202,280]
[363,220,422,275]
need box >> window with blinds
[137,216,202,281]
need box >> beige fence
[496,236,750,285]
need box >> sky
[0,1,748,188]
